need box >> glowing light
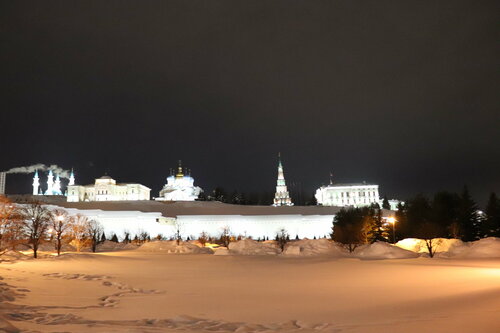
[387,217,396,224]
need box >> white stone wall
[46,205,335,241]
[177,214,333,240]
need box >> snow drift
[97,240,138,252]
[396,238,463,254]
[226,239,280,255]
[354,241,419,260]
[137,240,214,254]
[283,238,348,256]
[440,237,500,258]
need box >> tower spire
[33,170,40,195]
[176,160,184,178]
[45,170,54,195]
[69,169,75,186]
[273,153,293,206]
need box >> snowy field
[1,242,500,332]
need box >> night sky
[1,1,498,205]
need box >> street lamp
[387,217,397,243]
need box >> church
[155,161,203,201]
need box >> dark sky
[1,1,499,205]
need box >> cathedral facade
[156,161,202,201]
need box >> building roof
[322,182,378,188]
[16,197,342,217]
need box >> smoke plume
[4,164,71,179]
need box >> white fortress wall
[42,204,335,241]
[177,214,334,240]
[47,205,172,240]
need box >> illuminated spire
[273,153,293,206]
[33,170,40,195]
[53,174,62,195]
[69,169,75,186]
[45,170,54,195]
[176,160,184,178]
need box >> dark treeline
[199,187,317,206]
[332,187,500,254]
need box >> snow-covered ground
[1,240,499,332]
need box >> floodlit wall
[46,205,335,241]
[46,205,170,240]
[177,214,334,240]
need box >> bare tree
[415,222,443,258]
[0,196,23,255]
[173,220,183,245]
[70,214,90,252]
[219,226,231,247]
[20,202,51,258]
[275,228,289,252]
[198,231,209,247]
[138,230,150,244]
[86,219,103,253]
[122,230,131,244]
[49,209,71,256]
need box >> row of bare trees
[0,196,103,258]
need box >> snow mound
[213,247,229,255]
[0,250,30,262]
[137,241,214,254]
[227,239,280,255]
[283,239,348,256]
[444,237,500,258]
[354,242,419,260]
[396,238,463,254]
[36,242,76,252]
[97,240,138,252]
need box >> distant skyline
[1,1,498,205]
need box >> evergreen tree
[382,196,390,210]
[212,187,227,202]
[395,202,409,240]
[365,208,388,243]
[123,232,131,244]
[110,233,119,242]
[331,207,369,252]
[482,192,500,237]
[457,186,479,241]
[405,194,432,235]
[431,191,460,238]
[100,231,106,243]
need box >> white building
[67,175,150,202]
[156,161,202,201]
[315,182,380,208]
[273,155,293,206]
